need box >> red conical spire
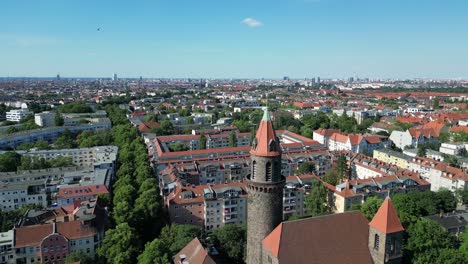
[369,197,404,234]
[250,108,281,157]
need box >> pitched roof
[250,109,281,157]
[262,211,373,264]
[173,237,216,264]
[369,197,404,234]
[262,222,283,257]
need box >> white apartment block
[34,112,55,127]
[6,109,32,122]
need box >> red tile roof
[262,223,283,257]
[251,109,281,157]
[369,197,404,234]
[58,185,109,199]
[173,237,216,264]
[262,211,373,264]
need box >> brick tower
[368,197,405,264]
[246,108,285,264]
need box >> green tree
[97,223,141,264]
[0,152,21,172]
[360,196,383,220]
[133,189,163,241]
[199,133,207,150]
[168,142,189,152]
[54,112,64,126]
[137,239,171,264]
[322,169,341,186]
[295,162,315,175]
[229,130,238,147]
[305,181,330,217]
[212,224,246,263]
[64,251,93,264]
[417,144,427,157]
[54,129,76,149]
[405,219,457,262]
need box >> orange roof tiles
[250,109,281,157]
[262,223,283,257]
[369,197,404,234]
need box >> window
[266,162,272,182]
[252,161,257,179]
[374,234,380,250]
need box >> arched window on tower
[266,162,272,182]
[252,161,257,180]
[268,140,276,152]
[374,234,380,250]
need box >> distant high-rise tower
[283,76,289,81]
[246,108,285,264]
[113,73,118,81]
[317,77,321,84]
[56,74,60,80]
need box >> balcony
[224,215,238,223]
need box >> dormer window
[269,140,276,152]
[252,138,258,149]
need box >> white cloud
[241,18,263,28]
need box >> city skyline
[1,0,468,79]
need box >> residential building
[0,231,14,264]
[407,156,468,192]
[13,198,106,264]
[0,119,111,149]
[34,112,55,127]
[313,129,340,148]
[439,142,467,156]
[166,182,247,231]
[425,211,468,237]
[172,238,216,264]
[373,149,411,169]
[6,109,32,122]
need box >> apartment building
[374,149,468,192]
[373,149,411,169]
[5,109,32,123]
[166,182,247,231]
[0,119,112,150]
[6,146,118,172]
[0,231,14,264]
[407,156,468,192]
[313,129,340,148]
[12,198,106,264]
[0,166,112,211]
[34,112,55,127]
[329,174,430,213]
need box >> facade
[246,109,285,264]
[166,182,247,230]
[0,166,112,211]
[328,133,369,153]
[373,149,411,169]
[313,129,340,148]
[13,199,106,264]
[34,112,55,127]
[0,231,14,264]
[0,119,112,150]
[374,149,468,192]
[6,109,32,122]
[407,156,468,192]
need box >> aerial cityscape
[1,1,468,264]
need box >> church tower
[246,108,285,264]
[368,197,405,264]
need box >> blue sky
[1,0,467,79]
